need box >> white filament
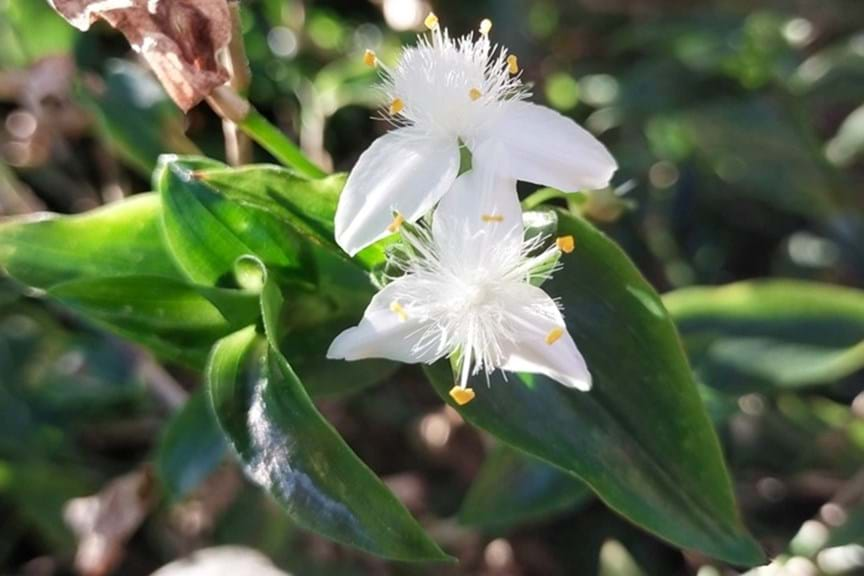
[387,220,560,388]
[379,27,529,140]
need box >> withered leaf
[47,0,232,111]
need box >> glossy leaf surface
[207,326,450,562]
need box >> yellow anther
[479,18,493,35]
[556,235,575,253]
[545,327,564,345]
[363,49,377,67]
[449,386,476,406]
[469,88,482,101]
[389,98,404,115]
[387,212,405,233]
[424,12,439,30]
[481,214,504,223]
[507,54,519,75]
[389,301,408,322]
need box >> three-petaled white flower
[327,169,591,403]
[334,14,618,256]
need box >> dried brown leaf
[47,0,232,111]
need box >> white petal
[334,128,460,256]
[501,285,592,391]
[327,281,439,364]
[432,161,523,248]
[477,101,617,192]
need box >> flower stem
[239,108,327,179]
[207,86,327,179]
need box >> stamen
[387,212,405,233]
[481,214,504,223]
[507,54,519,75]
[389,301,408,322]
[556,235,575,253]
[545,327,564,345]
[469,88,482,101]
[449,385,476,406]
[389,98,404,115]
[479,18,493,35]
[363,49,377,67]
[424,12,439,30]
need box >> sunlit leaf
[666,280,864,391]
[207,326,451,562]
[49,276,260,367]
[192,164,388,269]
[0,194,181,289]
[157,156,307,286]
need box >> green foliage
[0,194,181,288]
[158,156,307,286]
[667,280,864,391]
[208,322,450,561]
[157,389,226,500]
[3,0,864,573]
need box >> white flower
[334,15,618,255]
[327,169,591,404]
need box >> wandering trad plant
[0,2,766,568]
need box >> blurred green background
[1,0,864,574]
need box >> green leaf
[241,253,397,398]
[0,194,182,289]
[0,1,77,66]
[207,326,450,562]
[425,210,763,566]
[192,163,389,270]
[157,156,307,286]
[460,444,591,531]
[665,280,864,391]
[196,165,342,247]
[79,60,200,176]
[49,276,261,367]
[157,389,226,499]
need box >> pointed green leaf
[197,165,343,249]
[425,210,763,566]
[207,327,450,562]
[49,276,260,367]
[157,156,307,286]
[0,194,181,289]
[460,444,591,531]
[665,280,864,391]
[192,163,388,270]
